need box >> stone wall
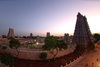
[0,45,75,60]
[63,54,86,67]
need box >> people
[92,63,94,67]
[97,59,99,61]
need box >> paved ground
[74,46,100,67]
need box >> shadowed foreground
[0,52,80,67]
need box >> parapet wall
[64,54,86,67]
[0,45,75,60]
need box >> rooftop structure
[30,33,33,38]
[36,35,40,42]
[7,28,14,38]
[64,33,69,43]
[72,12,92,47]
[46,32,50,37]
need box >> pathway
[74,46,100,67]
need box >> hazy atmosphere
[0,0,100,36]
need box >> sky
[0,0,100,36]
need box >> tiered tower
[72,12,92,47]
[30,33,33,38]
[64,33,69,43]
[46,32,50,37]
[7,28,14,38]
[36,35,40,42]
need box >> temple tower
[72,12,92,47]
[64,33,69,43]
[46,32,50,37]
[30,33,33,38]
[7,28,14,38]
[36,35,40,42]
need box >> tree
[39,52,47,60]
[87,40,95,51]
[2,46,7,50]
[42,36,68,60]
[1,52,14,67]
[74,44,82,54]
[9,37,21,58]
[27,36,30,38]
[94,34,100,43]
[2,35,7,38]
[23,36,27,38]
[15,36,18,38]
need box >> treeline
[93,33,100,43]
[1,33,100,43]
[1,35,45,39]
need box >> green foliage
[39,52,47,60]
[19,36,22,38]
[2,35,7,38]
[42,36,68,60]
[9,37,21,49]
[42,36,68,51]
[94,33,100,43]
[27,36,30,38]
[42,36,57,51]
[9,37,14,39]
[15,36,18,38]
[9,37,21,58]
[2,46,7,50]
[23,36,26,38]
[49,51,54,54]
[1,52,14,67]
[87,41,95,51]
[57,40,68,50]
[74,44,83,54]
[76,44,82,51]
[32,36,37,39]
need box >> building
[64,33,69,43]
[7,28,15,38]
[30,33,33,38]
[46,32,50,37]
[72,12,92,47]
[36,35,40,42]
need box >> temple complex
[7,28,15,38]
[72,12,92,47]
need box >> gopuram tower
[30,33,33,38]
[46,32,50,37]
[64,33,69,43]
[72,12,92,48]
[7,28,15,38]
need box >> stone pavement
[74,46,100,67]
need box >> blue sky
[0,0,100,36]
